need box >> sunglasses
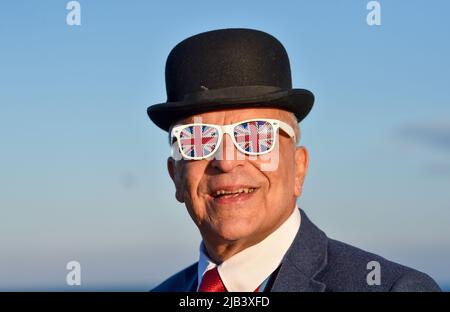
[170,118,297,160]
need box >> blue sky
[0,0,449,290]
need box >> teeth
[214,188,255,196]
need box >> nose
[210,133,245,172]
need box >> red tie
[198,267,267,292]
[198,267,227,292]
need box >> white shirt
[197,205,301,292]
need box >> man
[147,28,441,292]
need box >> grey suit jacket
[152,209,441,292]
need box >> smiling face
[167,107,309,262]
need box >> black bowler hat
[147,28,314,131]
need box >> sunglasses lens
[233,120,274,154]
[179,125,219,158]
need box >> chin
[211,219,258,242]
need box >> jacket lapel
[270,208,328,292]
[184,268,198,292]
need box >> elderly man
[147,28,440,292]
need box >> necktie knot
[198,267,227,292]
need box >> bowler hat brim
[147,88,314,132]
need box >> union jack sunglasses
[170,118,297,160]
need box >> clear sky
[0,0,449,290]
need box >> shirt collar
[197,205,301,292]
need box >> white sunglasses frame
[170,118,297,160]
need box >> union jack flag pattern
[234,121,274,153]
[179,125,219,158]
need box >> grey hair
[287,112,301,144]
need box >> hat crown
[165,28,292,102]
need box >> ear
[167,157,184,203]
[294,146,309,198]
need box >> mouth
[209,186,258,205]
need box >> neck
[202,235,262,264]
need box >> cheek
[178,162,207,205]
[266,150,296,195]
[266,170,294,198]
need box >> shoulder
[151,262,198,292]
[317,238,441,292]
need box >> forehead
[178,107,294,125]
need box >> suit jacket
[152,209,441,292]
